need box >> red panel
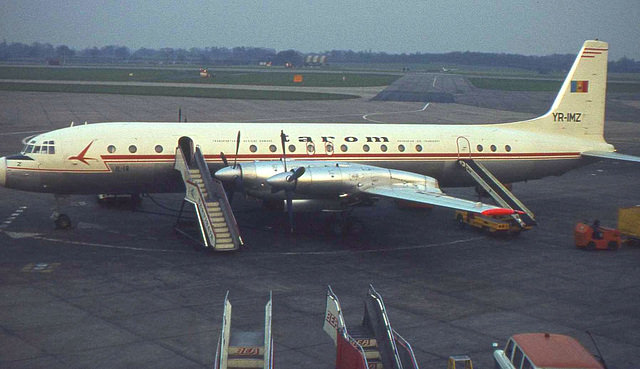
[336,334,368,369]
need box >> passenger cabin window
[363,144,370,152]
[269,144,277,153]
[490,144,497,152]
[381,144,388,152]
[477,145,484,152]
[108,145,116,153]
[398,144,405,152]
[155,145,163,153]
[415,144,423,152]
[340,144,348,152]
[505,145,512,152]
[250,144,258,153]
[129,145,137,153]
[288,144,296,153]
[325,142,334,154]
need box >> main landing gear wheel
[54,213,72,229]
[327,213,363,237]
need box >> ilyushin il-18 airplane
[1,40,639,250]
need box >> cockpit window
[23,140,57,155]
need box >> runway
[1,79,640,368]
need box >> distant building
[304,54,328,67]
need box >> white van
[493,333,603,369]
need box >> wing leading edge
[362,185,518,216]
[582,151,640,163]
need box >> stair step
[216,237,233,244]
[354,337,377,348]
[363,348,381,360]
[229,346,264,356]
[212,222,227,228]
[367,359,384,369]
[216,242,237,249]
[211,216,225,222]
[214,232,231,239]
[227,358,264,368]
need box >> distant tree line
[1,41,638,73]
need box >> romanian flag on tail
[571,80,589,93]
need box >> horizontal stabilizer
[581,151,640,163]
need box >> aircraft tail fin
[511,40,608,141]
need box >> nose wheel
[52,194,72,229]
[52,213,72,229]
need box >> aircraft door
[178,136,194,165]
[456,137,471,159]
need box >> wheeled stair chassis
[174,144,242,250]
[324,285,419,369]
[214,292,273,369]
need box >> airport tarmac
[1,82,640,368]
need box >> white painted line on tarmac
[253,235,485,256]
[433,76,437,87]
[0,206,28,230]
[362,103,430,123]
[32,236,190,253]
[0,130,47,137]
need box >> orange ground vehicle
[574,222,621,250]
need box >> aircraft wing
[582,151,640,163]
[362,184,516,216]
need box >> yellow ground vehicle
[447,355,473,369]
[618,206,640,244]
[455,210,528,235]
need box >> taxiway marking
[0,206,27,229]
[362,103,430,123]
[0,129,46,137]
[254,235,485,256]
[433,76,437,87]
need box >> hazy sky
[1,0,639,59]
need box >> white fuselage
[0,121,610,195]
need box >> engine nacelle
[216,160,442,199]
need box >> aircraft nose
[0,156,6,187]
[215,166,242,182]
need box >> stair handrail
[194,145,242,248]
[264,291,273,369]
[175,145,215,246]
[367,285,403,369]
[219,291,232,369]
[393,329,420,369]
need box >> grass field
[469,78,640,93]
[0,66,400,87]
[0,82,359,100]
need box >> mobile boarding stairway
[324,285,419,369]
[174,144,242,250]
[458,159,536,227]
[214,292,273,369]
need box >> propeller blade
[233,131,241,169]
[286,190,294,233]
[280,130,287,172]
[287,166,306,182]
[220,152,229,167]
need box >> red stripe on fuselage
[7,152,583,173]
